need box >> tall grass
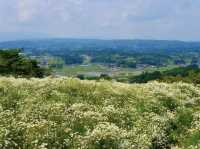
[0,77,200,149]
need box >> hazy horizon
[0,34,200,43]
[0,0,200,41]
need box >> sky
[0,0,200,41]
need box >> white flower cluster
[0,77,200,148]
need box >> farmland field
[54,64,178,77]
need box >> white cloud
[0,0,200,40]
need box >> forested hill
[1,39,200,53]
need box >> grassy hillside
[0,77,200,149]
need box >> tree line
[129,65,200,84]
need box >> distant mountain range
[0,38,200,53]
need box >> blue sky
[0,0,200,41]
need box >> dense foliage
[129,65,200,84]
[33,48,200,69]
[1,39,200,69]
[0,77,200,148]
[0,49,50,78]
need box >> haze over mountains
[0,38,200,53]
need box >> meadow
[0,77,200,148]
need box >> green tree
[0,49,50,77]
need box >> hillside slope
[0,77,200,148]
